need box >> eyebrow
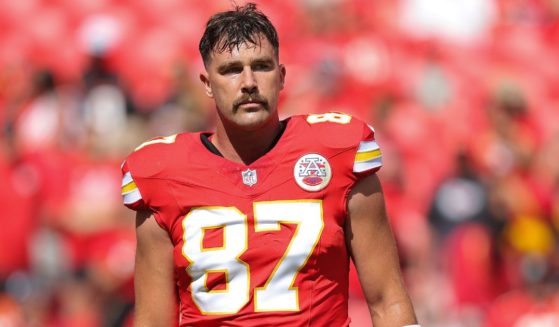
[216,56,276,72]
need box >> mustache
[233,94,269,111]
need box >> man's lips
[237,102,265,112]
[239,101,263,106]
[234,98,268,111]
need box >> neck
[211,118,283,165]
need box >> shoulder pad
[126,134,180,178]
[120,133,186,211]
[299,113,382,174]
[302,112,371,149]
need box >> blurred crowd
[1,0,559,326]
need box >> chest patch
[293,153,332,192]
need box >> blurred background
[1,0,559,326]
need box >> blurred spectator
[14,70,65,154]
[148,62,212,136]
[81,55,131,157]
[429,151,494,236]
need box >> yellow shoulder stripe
[355,149,382,162]
[121,181,138,194]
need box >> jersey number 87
[182,200,324,315]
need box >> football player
[122,3,419,326]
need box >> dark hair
[199,3,279,65]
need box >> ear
[199,73,213,98]
[279,64,286,90]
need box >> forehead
[208,36,277,65]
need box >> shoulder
[120,132,198,210]
[290,112,382,175]
[124,132,196,178]
[290,112,377,149]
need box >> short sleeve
[352,123,382,176]
[120,160,147,211]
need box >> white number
[307,112,352,124]
[182,207,249,314]
[181,201,324,314]
[254,201,323,311]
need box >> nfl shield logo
[241,169,258,187]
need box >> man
[121,3,419,326]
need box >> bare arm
[134,210,178,326]
[346,174,417,327]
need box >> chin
[236,112,273,131]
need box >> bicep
[134,210,177,326]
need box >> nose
[240,67,257,94]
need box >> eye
[220,65,243,75]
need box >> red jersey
[121,113,382,326]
